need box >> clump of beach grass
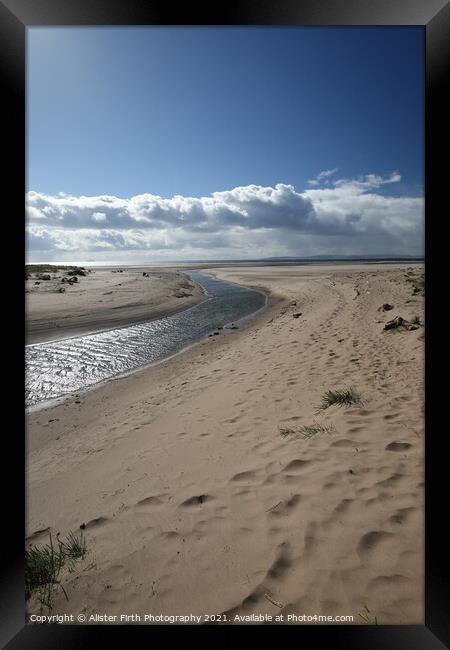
[358,604,378,625]
[405,271,424,296]
[280,422,335,440]
[410,315,422,326]
[317,388,363,411]
[25,264,88,280]
[25,531,87,609]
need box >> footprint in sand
[265,542,293,582]
[179,494,214,508]
[329,438,359,448]
[282,459,311,473]
[80,516,110,529]
[332,498,354,515]
[388,506,416,525]
[135,495,166,510]
[357,530,394,562]
[230,469,262,484]
[27,527,51,544]
[376,473,406,488]
[385,442,412,452]
[347,425,365,434]
[157,531,182,547]
[303,522,319,556]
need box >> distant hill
[262,255,424,262]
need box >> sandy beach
[26,262,424,624]
[25,267,205,344]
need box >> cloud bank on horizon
[26,171,423,262]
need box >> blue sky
[26,27,424,261]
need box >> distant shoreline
[26,256,424,269]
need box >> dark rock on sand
[384,316,407,331]
[384,316,421,332]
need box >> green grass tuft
[405,271,424,296]
[358,604,378,625]
[318,388,363,410]
[25,264,87,276]
[25,531,87,609]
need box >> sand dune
[26,263,424,624]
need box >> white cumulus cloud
[25,172,424,261]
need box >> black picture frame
[1,0,448,647]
